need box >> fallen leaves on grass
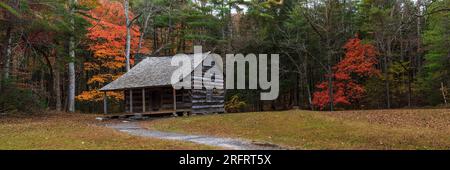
[0,112,215,150]
[142,109,450,150]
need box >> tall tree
[1,0,19,81]
[68,0,78,112]
[124,0,131,71]
[76,0,144,107]
[419,0,450,106]
[302,0,353,111]
[313,37,379,110]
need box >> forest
[0,0,449,114]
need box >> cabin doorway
[149,90,161,111]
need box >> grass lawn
[0,113,215,150]
[141,109,450,150]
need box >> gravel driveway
[107,122,286,150]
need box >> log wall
[191,61,225,114]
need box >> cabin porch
[103,86,191,115]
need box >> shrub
[225,95,247,113]
[0,79,45,114]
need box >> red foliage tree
[77,0,148,102]
[312,37,379,110]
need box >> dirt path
[107,122,286,150]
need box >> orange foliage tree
[76,0,147,102]
[312,37,379,110]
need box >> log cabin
[100,53,225,116]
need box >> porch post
[142,88,146,112]
[103,91,108,114]
[129,89,133,113]
[173,88,177,116]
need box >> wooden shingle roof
[100,53,220,91]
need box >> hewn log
[192,107,225,114]
[192,104,224,109]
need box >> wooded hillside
[0,0,449,113]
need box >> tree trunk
[2,0,18,84]
[3,27,12,80]
[68,0,77,112]
[408,70,412,107]
[304,62,313,110]
[227,2,233,52]
[384,54,391,109]
[54,55,62,111]
[326,45,334,112]
[153,21,158,53]
[40,70,45,93]
[40,70,49,108]
[137,13,151,54]
[327,38,334,111]
[416,0,422,72]
[441,82,448,106]
[325,1,333,111]
[62,74,68,111]
[167,2,173,55]
[295,71,300,107]
[327,64,333,111]
[124,0,131,71]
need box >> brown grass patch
[141,109,450,150]
[0,112,215,150]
